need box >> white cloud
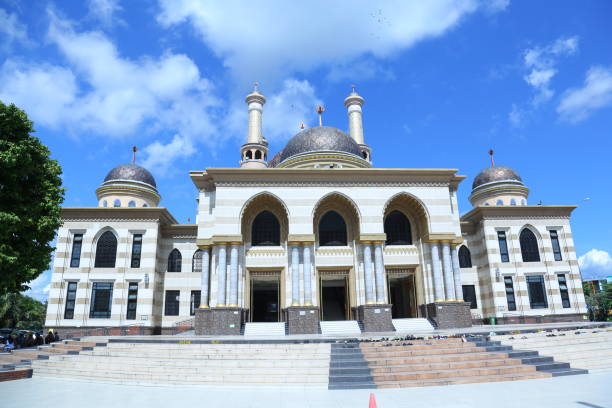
[88,0,124,26]
[483,0,510,14]
[0,8,31,49]
[141,134,196,175]
[23,270,52,302]
[508,103,524,127]
[156,0,484,88]
[327,58,396,82]
[0,11,221,175]
[557,66,612,123]
[579,249,612,281]
[522,36,579,104]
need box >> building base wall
[284,306,320,334]
[355,304,395,332]
[486,313,589,325]
[44,326,160,338]
[194,307,244,335]
[424,302,472,329]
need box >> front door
[320,271,350,320]
[250,278,280,322]
[387,274,416,318]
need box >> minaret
[240,82,268,168]
[344,85,371,162]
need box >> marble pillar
[374,243,386,304]
[442,242,456,301]
[451,246,463,301]
[431,243,444,302]
[291,245,300,306]
[228,244,239,307]
[303,245,312,306]
[200,248,210,308]
[216,245,227,306]
[363,244,375,304]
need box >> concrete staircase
[32,341,331,387]
[320,321,362,336]
[493,328,612,372]
[243,322,286,337]
[0,340,104,381]
[392,318,435,333]
[328,337,586,389]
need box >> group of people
[3,330,60,353]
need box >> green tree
[584,282,612,321]
[0,292,47,330]
[0,101,64,295]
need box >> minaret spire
[241,83,268,168]
[344,85,365,145]
[489,149,495,167]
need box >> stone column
[363,243,375,304]
[200,247,211,307]
[431,243,444,302]
[373,243,386,304]
[442,242,456,301]
[451,245,463,301]
[291,245,300,306]
[303,245,312,306]
[228,244,239,307]
[216,244,227,306]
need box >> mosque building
[44,86,588,335]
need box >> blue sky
[1,0,611,300]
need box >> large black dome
[278,126,362,163]
[104,163,157,188]
[472,166,522,190]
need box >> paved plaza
[2,370,611,408]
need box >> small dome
[104,163,157,187]
[472,166,522,190]
[278,126,362,163]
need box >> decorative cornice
[359,233,387,244]
[196,238,213,248]
[161,224,197,239]
[287,234,315,244]
[212,235,243,245]
[461,205,577,223]
[60,207,177,224]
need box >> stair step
[320,321,362,336]
[391,318,435,333]
[243,322,286,337]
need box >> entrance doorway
[320,272,350,320]
[387,274,416,318]
[250,278,280,322]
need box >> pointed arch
[240,192,289,247]
[382,192,430,241]
[520,227,540,262]
[94,230,118,268]
[168,248,182,272]
[192,249,203,272]
[458,245,472,268]
[312,192,361,246]
[384,210,412,245]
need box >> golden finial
[132,146,138,164]
[488,149,495,167]
[253,81,259,91]
[299,123,305,130]
[316,105,325,126]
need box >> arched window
[128,200,136,207]
[384,210,412,245]
[252,211,280,246]
[113,199,121,207]
[319,211,347,246]
[246,151,252,159]
[102,200,107,207]
[255,150,262,159]
[143,203,148,207]
[520,229,540,262]
[167,249,182,272]
[510,199,517,206]
[458,246,472,268]
[192,249,203,273]
[94,231,117,268]
[521,199,526,206]
[484,202,490,206]
[496,199,503,206]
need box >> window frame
[89,282,114,318]
[557,274,571,308]
[167,249,182,272]
[126,282,139,320]
[164,290,180,316]
[251,211,281,246]
[94,231,118,268]
[497,231,510,263]
[550,230,563,261]
[526,275,548,309]
[63,281,78,319]
[318,211,348,247]
[458,245,472,268]
[504,276,517,311]
[384,210,412,246]
[130,234,143,268]
[520,228,541,262]
[70,234,83,268]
